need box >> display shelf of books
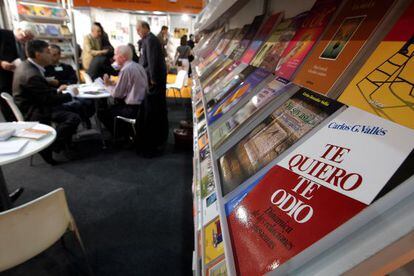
[7,0,79,71]
[191,0,414,275]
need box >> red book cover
[227,165,366,275]
[275,0,340,80]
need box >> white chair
[113,116,136,143]
[0,188,92,274]
[1,92,24,122]
[81,71,93,84]
[1,92,37,166]
[166,70,188,104]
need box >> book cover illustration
[206,65,255,112]
[204,216,225,266]
[259,12,309,72]
[275,0,340,80]
[203,192,220,226]
[226,106,414,275]
[293,0,396,95]
[200,155,215,199]
[201,59,235,89]
[198,132,208,151]
[206,256,227,276]
[225,25,250,57]
[211,77,292,150]
[230,15,266,61]
[240,12,284,64]
[338,2,414,129]
[207,68,271,125]
[218,89,343,195]
[203,61,244,99]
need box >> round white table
[72,85,111,148]
[0,124,56,210]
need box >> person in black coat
[135,21,169,157]
[0,28,34,121]
[13,40,81,164]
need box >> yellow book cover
[338,3,414,129]
[204,216,225,265]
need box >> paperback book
[240,12,284,64]
[293,0,397,96]
[211,76,295,150]
[230,15,266,61]
[218,89,343,195]
[207,67,271,125]
[258,12,308,72]
[204,216,225,266]
[226,106,414,275]
[275,0,341,80]
[338,2,414,129]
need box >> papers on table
[0,140,28,155]
[0,129,15,141]
[0,122,51,140]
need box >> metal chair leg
[113,117,118,142]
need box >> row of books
[17,3,68,19]
[191,0,414,274]
[21,21,72,37]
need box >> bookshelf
[191,0,414,275]
[6,0,79,74]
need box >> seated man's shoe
[9,187,24,203]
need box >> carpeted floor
[1,103,194,276]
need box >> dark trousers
[98,103,140,137]
[136,84,169,153]
[39,107,81,161]
[62,98,95,122]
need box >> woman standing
[174,35,192,74]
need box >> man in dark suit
[0,27,34,121]
[136,21,169,157]
[13,40,81,164]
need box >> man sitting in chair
[98,45,148,140]
[13,40,81,165]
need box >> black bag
[188,54,194,62]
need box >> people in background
[136,20,169,157]
[94,22,114,52]
[175,35,192,74]
[128,43,139,63]
[45,44,77,85]
[87,46,117,81]
[188,34,195,49]
[82,23,109,70]
[46,44,95,128]
[0,24,35,122]
[98,45,148,139]
[13,40,81,165]
[187,34,195,77]
[157,25,169,58]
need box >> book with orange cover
[293,0,397,96]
